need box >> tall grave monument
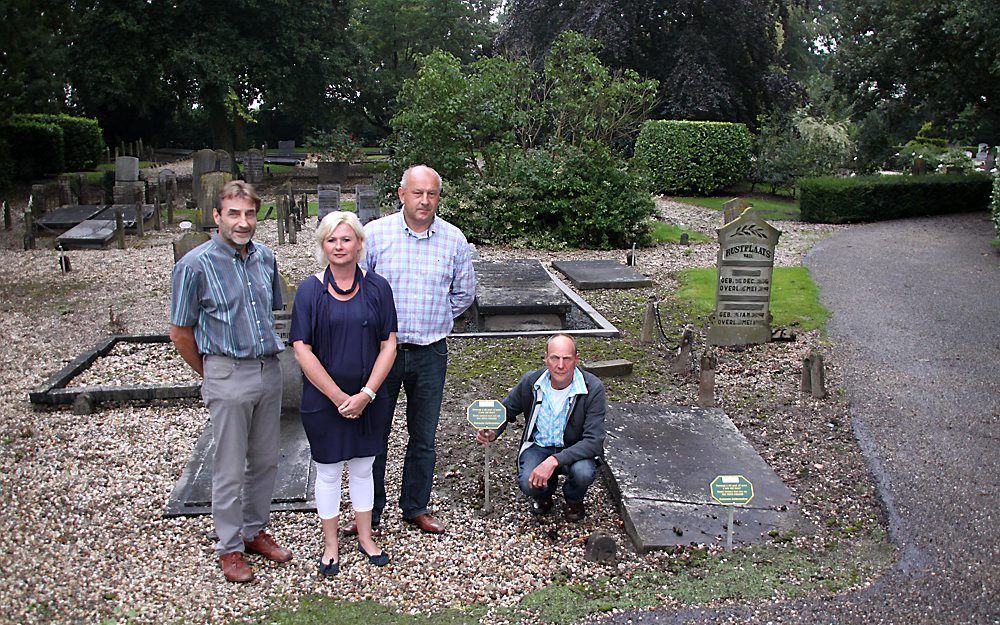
[113,157,143,204]
[355,184,379,224]
[707,209,781,346]
[244,148,264,184]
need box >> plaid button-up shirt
[363,210,475,345]
[170,235,284,359]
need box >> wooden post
[276,197,286,245]
[289,212,298,244]
[698,349,717,407]
[3,200,10,231]
[674,325,695,374]
[809,351,826,399]
[134,201,144,238]
[166,192,174,225]
[153,193,162,230]
[23,210,34,250]
[115,207,125,249]
[800,354,813,393]
[640,297,657,344]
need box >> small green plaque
[710,474,754,506]
[467,399,506,429]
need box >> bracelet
[360,386,376,401]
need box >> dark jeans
[518,443,597,504]
[372,339,448,521]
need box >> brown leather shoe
[564,501,586,522]
[342,518,380,536]
[244,531,293,563]
[219,551,254,583]
[404,513,446,534]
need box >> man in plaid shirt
[347,165,475,535]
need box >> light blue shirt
[532,368,589,448]
[363,210,476,345]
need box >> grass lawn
[676,266,829,331]
[651,221,710,244]
[675,194,800,221]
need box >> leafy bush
[799,174,992,223]
[389,31,659,248]
[749,112,855,195]
[12,113,103,171]
[633,120,752,195]
[305,127,364,162]
[442,143,654,248]
[991,173,1000,238]
[0,118,64,180]
[935,148,975,174]
[0,136,12,191]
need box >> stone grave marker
[244,148,264,183]
[976,143,989,162]
[215,149,232,175]
[198,171,232,230]
[722,198,752,224]
[173,230,212,263]
[278,140,295,156]
[317,184,341,222]
[35,205,105,233]
[707,210,781,346]
[355,184,379,224]
[56,218,118,249]
[191,148,217,201]
[551,259,653,290]
[318,161,348,185]
[472,260,571,331]
[58,177,73,206]
[158,168,176,200]
[113,156,143,204]
[115,156,139,182]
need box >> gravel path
[600,211,1000,624]
[0,197,882,625]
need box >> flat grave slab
[472,260,570,331]
[36,205,106,234]
[551,259,653,290]
[601,403,806,551]
[95,204,155,230]
[56,219,117,249]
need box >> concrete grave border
[29,334,200,406]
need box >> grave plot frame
[451,265,620,339]
[29,334,201,406]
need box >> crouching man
[475,334,606,521]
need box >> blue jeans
[372,339,448,521]
[518,443,596,504]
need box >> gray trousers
[202,354,282,555]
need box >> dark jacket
[495,367,606,467]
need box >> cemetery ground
[0,181,892,625]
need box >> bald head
[545,334,579,390]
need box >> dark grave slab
[95,204,155,231]
[551,259,653,290]
[264,156,304,166]
[35,205,106,234]
[581,359,633,377]
[56,219,117,249]
[601,403,806,552]
[164,349,314,516]
[472,260,571,331]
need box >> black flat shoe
[318,556,340,577]
[358,544,390,567]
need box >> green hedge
[13,113,103,171]
[799,174,993,223]
[0,136,12,190]
[632,120,752,195]
[0,119,64,180]
[991,174,1000,238]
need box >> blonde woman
[289,211,397,576]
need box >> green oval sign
[467,399,506,429]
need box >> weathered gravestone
[215,149,232,175]
[355,184,379,224]
[551,259,652,290]
[976,143,989,162]
[191,148,217,201]
[113,157,143,204]
[722,198,752,225]
[57,177,73,206]
[115,156,139,182]
[316,184,341,222]
[172,230,212,263]
[912,157,928,175]
[244,149,264,184]
[318,161,348,185]
[707,210,781,346]
[278,140,295,156]
[198,171,233,230]
[157,169,176,199]
[472,260,570,331]
[36,205,105,233]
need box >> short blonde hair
[314,211,365,265]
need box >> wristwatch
[360,386,376,401]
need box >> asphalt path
[600,212,999,625]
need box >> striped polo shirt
[362,210,476,345]
[170,234,284,358]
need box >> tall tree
[0,0,75,117]
[495,0,796,126]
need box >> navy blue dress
[289,267,397,464]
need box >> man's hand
[529,456,559,489]
[476,429,497,445]
[337,393,371,419]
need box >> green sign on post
[468,400,507,512]
[467,399,507,429]
[710,475,754,550]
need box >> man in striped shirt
[351,165,476,535]
[170,181,293,582]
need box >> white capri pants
[314,456,376,520]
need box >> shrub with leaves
[749,111,854,195]
[632,120,752,195]
[12,113,102,171]
[991,172,1000,239]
